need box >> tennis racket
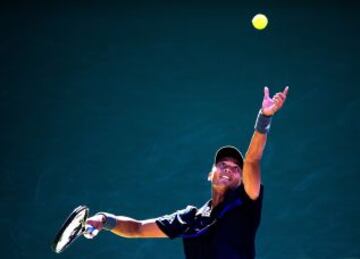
[51,205,97,253]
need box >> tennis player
[85,86,289,259]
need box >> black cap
[214,145,244,169]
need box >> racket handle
[83,225,99,239]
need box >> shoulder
[177,205,198,219]
[155,205,198,239]
[157,205,198,223]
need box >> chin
[213,182,234,190]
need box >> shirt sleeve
[244,184,264,228]
[155,205,197,239]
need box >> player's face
[209,158,242,190]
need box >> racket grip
[83,225,99,239]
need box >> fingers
[262,86,288,115]
[283,86,289,96]
[273,94,284,106]
[83,225,99,239]
[83,214,104,239]
[272,91,287,109]
[264,86,289,98]
[274,92,285,102]
[274,86,288,102]
[263,86,270,99]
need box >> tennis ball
[252,14,268,30]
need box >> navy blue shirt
[156,184,263,259]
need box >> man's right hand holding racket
[52,206,166,253]
[83,214,106,239]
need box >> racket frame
[51,205,89,254]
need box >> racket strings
[52,206,89,253]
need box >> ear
[208,171,214,181]
[208,165,216,181]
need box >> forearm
[245,131,267,162]
[242,110,271,199]
[245,109,271,161]
[97,213,166,238]
[110,216,142,238]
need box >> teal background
[1,1,359,258]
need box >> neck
[211,183,241,208]
[211,186,226,208]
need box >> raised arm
[242,86,289,200]
[85,213,167,239]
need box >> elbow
[247,189,260,200]
[244,184,260,200]
[243,172,261,200]
[243,179,261,200]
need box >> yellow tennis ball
[252,14,268,30]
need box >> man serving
[85,86,289,259]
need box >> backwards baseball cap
[214,145,244,169]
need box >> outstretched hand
[261,86,289,116]
[83,214,105,239]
